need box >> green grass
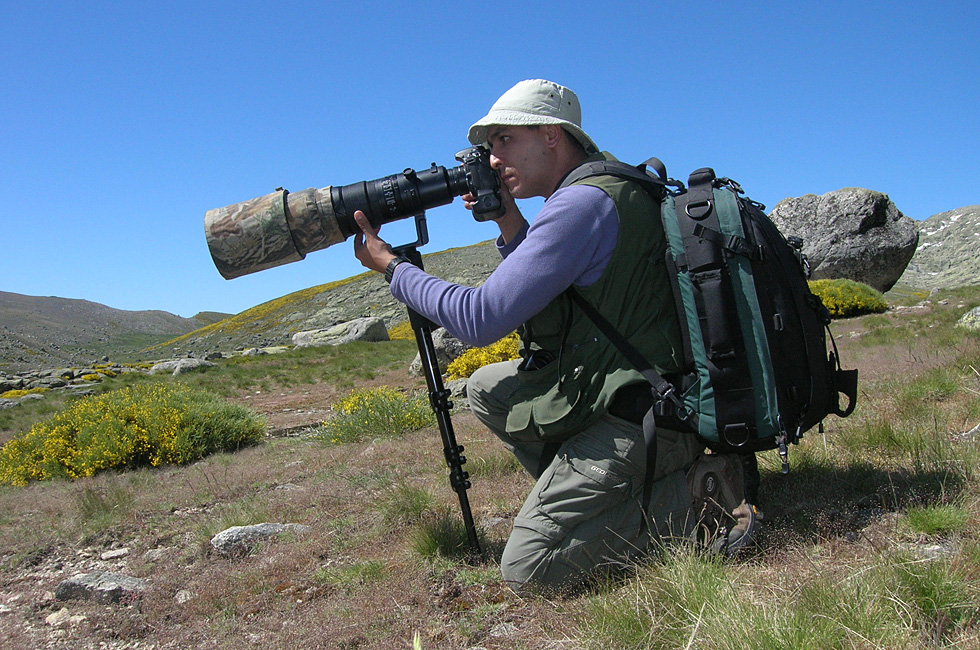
[313,560,388,590]
[73,481,136,536]
[411,507,480,559]
[904,503,972,535]
[580,545,980,649]
[377,481,436,528]
[174,340,419,396]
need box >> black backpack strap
[565,287,686,417]
[567,285,693,538]
[559,159,672,199]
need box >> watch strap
[384,255,410,284]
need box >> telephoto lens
[204,146,502,280]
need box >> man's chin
[506,183,530,199]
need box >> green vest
[504,155,685,441]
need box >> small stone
[55,571,148,604]
[143,547,173,562]
[100,547,130,560]
[209,523,311,558]
[45,608,71,626]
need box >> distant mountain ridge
[897,205,980,291]
[0,291,226,373]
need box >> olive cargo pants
[468,360,700,590]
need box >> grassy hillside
[0,286,978,648]
[148,240,502,358]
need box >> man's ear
[542,124,564,148]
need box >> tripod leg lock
[429,388,454,412]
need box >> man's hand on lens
[353,210,396,274]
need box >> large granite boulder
[292,317,389,348]
[769,188,919,292]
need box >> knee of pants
[466,358,517,394]
[499,520,575,591]
[499,517,644,592]
[466,359,520,431]
[465,364,492,411]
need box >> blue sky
[2,1,977,318]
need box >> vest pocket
[505,358,583,440]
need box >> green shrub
[809,279,888,318]
[0,383,265,486]
[316,386,434,444]
[445,333,520,380]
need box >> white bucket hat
[468,79,599,154]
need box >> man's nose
[490,153,502,169]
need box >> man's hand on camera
[353,210,396,274]
[462,185,525,244]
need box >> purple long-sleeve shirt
[389,184,619,347]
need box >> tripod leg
[396,246,481,554]
[411,316,481,553]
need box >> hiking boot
[687,452,762,555]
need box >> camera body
[454,146,503,222]
[204,145,504,280]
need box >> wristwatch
[384,255,411,284]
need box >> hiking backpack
[561,159,858,472]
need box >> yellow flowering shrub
[387,320,416,341]
[318,386,433,444]
[1,388,49,400]
[809,279,888,318]
[0,383,265,486]
[445,333,520,380]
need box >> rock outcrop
[408,328,472,376]
[899,205,980,290]
[55,571,148,604]
[956,305,980,331]
[292,317,389,348]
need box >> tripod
[392,215,481,554]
